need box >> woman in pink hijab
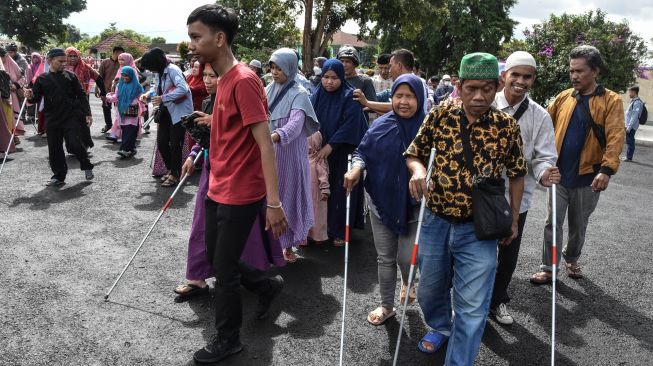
[0,51,26,143]
[1,57,16,155]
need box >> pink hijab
[115,53,137,79]
[1,55,22,83]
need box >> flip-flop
[173,284,209,302]
[418,330,447,354]
[367,307,396,326]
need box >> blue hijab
[354,74,426,235]
[117,66,144,115]
[310,59,367,146]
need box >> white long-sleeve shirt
[494,92,558,213]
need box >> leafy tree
[151,37,167,44]
[521,10,647,105]
[177,41,190,61]
[220,0,300,64]
[0,0,87,49]
[360,0,516,76]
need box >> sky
[66,0,653,47]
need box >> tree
[360,0,516,75]
[0,0,87,49]
[177,41,190,61]
[220,0,300,63]
[151,37,167,44]
[521,10,647,105]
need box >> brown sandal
[367,306,396,326]
[333,238,345,247]
[565,262,583,279]
[283,249,298,263]
[161,176,179,187]
[530,271,553,285]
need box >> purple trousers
[185,159,285,280]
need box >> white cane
[338,154,353,366]
[0,98,28,176]
[392,147,436,366]
[551,183,557,365]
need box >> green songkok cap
[459,52,499,80]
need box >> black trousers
[120,124,138,152]
[102,100,113,129]
[47,121,93,181]
[204,198,271,339]
[156,119,185,177]
[491,211,528,308]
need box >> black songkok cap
[47,48,66,58]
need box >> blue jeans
[417,210,497,366]
[626,128,636,160]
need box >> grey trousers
[540,185,601,272]
[369,207,419,309]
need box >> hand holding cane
[551,184,557,366]
[393,147,436,366]
[338,155,353,366]
[104,149,204,300]
[0,98,29,176]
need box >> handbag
[153,104,171,124]
[124,104,139,117]
[460,118,513,241]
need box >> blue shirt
[558,94,596,188]
[625,97,643,131]
[151,64,194,124]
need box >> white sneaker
[492,303,514,325]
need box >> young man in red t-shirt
[186,5,289,364]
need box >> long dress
[0,98,15,154]
[272,109,315,249]
[1,56,26,137]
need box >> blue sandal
[417,331,447,353]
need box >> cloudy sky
[66,0,653,47]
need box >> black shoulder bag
[460,118,513,241]
[153,72,172,124]
[572,87,606,150]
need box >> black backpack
[639,102,648,125]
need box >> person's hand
[181,156,195,177]
[408,165,428,201]
[194,111,211,126]
[86,115,93,126]
[540,166,560,187]
[265,205,288,239]
[9,83,16,92]
[139,93,149,102]
[151,96,162,106]
[24,88,33,99]
[499,220,519,246]
[352,89,368,107]
[313,144,332,160]
[271,132,280,143]
[320,192,329,201]
[591,172,610,192]
[94,88,100,98]
[343,166,362,193]
[626,128,631,134]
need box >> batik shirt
[405,104,527,222]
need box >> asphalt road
[1,96,652,365]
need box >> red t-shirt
[208,64,269,205]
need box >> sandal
[283,249,298,263]
[333,238,345,247]
[161,176,179,187]
[160,173,171,182]
[400,284,417,305]
[530,271,553,285]
[173,283,209,303]
[418,330,448,353]
[565,262,583,279]
[367,306,396,326]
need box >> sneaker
[84,169,94,181]
[491,303,514,325]
[193,334,242,364]
[46,178,65,187]
[620,156,632,162]
[117,150,128,158]
[255,275,284,319]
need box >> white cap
[442,74,451,80]
[504,51,536,72]
[313,66,322,76]
[249,59,262,69]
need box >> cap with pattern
[459,52,499,80]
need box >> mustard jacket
[547,87,625,176]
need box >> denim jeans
[626,128,636,160]
[417,209,497,366]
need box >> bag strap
[512,97,529,121]
[459,117,477,180]
[572,91,606,150]
[268,80,296,114]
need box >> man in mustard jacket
[531,45,624,283]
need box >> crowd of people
[0,2,644,365]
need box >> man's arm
[501,176,524,245]
[353,89,392,114]
[250,121,288,239]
